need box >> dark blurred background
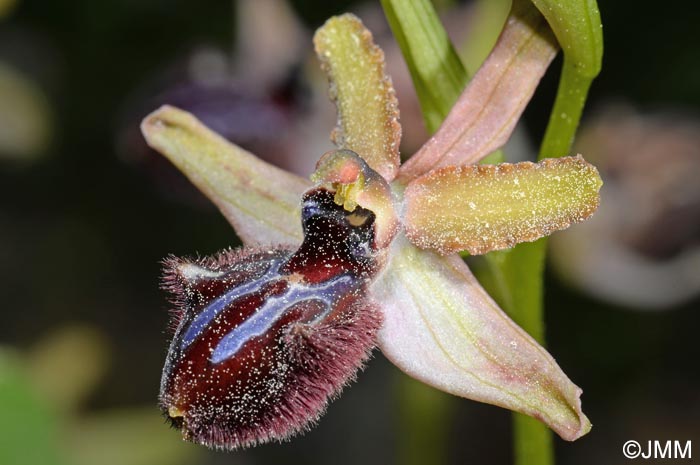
[1,1,699,464]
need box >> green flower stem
[539,59,595,159]
[484,5,601,465]
[530,0,603,81]
[513,410,554,465]
[533,0,603,159]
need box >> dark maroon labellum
[159,188,383,449]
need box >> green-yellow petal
[314,14,401,182]
[403,156,602,255]
[141,105,309,247]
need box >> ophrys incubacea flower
[142,5,602,450]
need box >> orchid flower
[142,4,602,451]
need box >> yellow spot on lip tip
[168,406,184,419]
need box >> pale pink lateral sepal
[141,105,310,247]
[373,236,591,441]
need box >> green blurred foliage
[0,351,66,465]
